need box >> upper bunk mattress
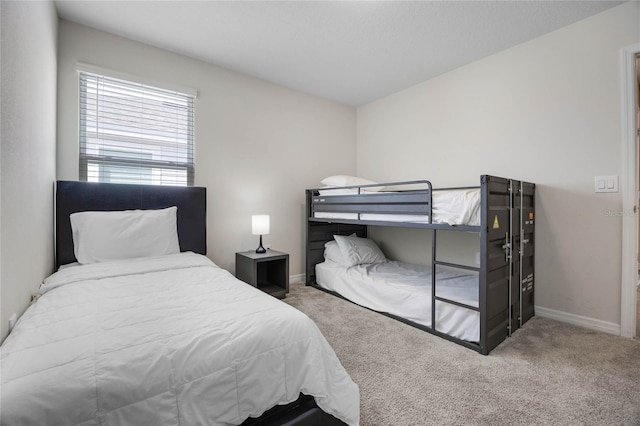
[316,260,479,342]
[314,188,480,226]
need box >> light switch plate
[595,175,618,193]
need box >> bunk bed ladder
[431,228,437,336]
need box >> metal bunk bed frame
[305,175,535,355]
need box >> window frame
[77,65,196,187]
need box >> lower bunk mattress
[316,260,480,342]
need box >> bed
[306,175,535,355]
[1,180,359,426]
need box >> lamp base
[255,235,266,254]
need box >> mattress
[316,260,479,342]
[1,252,359,426]
[314,187,481,226]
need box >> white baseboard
[535,306,620,336]
[289,273,305,284]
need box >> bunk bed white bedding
[1,252,359,426]
[316,260,480,342]
[315,188,481,226]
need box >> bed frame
[305,175,535,355]
[55,180,207,268]
[55,180,346,426]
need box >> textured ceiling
[54,1,623,106]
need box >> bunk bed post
[305,189,367,286]
[519,181,536,324]
[509,180,536,331]
[305,189,314,286]
[507,179,514,337]
[519,182,524,328]
[510,180,521,334]
[480,175,512,355]
[479,178,489,354]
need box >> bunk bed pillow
[333,234,386,266]
[324,241,351,266]
[320,175,383,191]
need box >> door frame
[620,43,639,338]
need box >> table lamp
[252,215,270,253]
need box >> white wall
[57,20,357,275]
[1,0,58,342]
[357,2,640,329]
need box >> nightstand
[235,249,289,299]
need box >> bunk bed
[305,175,535,355]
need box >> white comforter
[316,260,479,342]
[1,253,359,425]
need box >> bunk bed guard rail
[311,180,433,221]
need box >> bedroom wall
[1,0,58,342]
[357,1,640,331]
[56,20,356,276]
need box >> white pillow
[324,241,350,266]
[333,234,386,266]
[70,206,180,264]
[320,175,382,191]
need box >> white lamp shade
[252,215,270,235]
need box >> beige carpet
[285,282,640,426]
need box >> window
[79,71,194,186]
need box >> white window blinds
[79,71,194,186]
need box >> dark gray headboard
[55,180,206,268]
